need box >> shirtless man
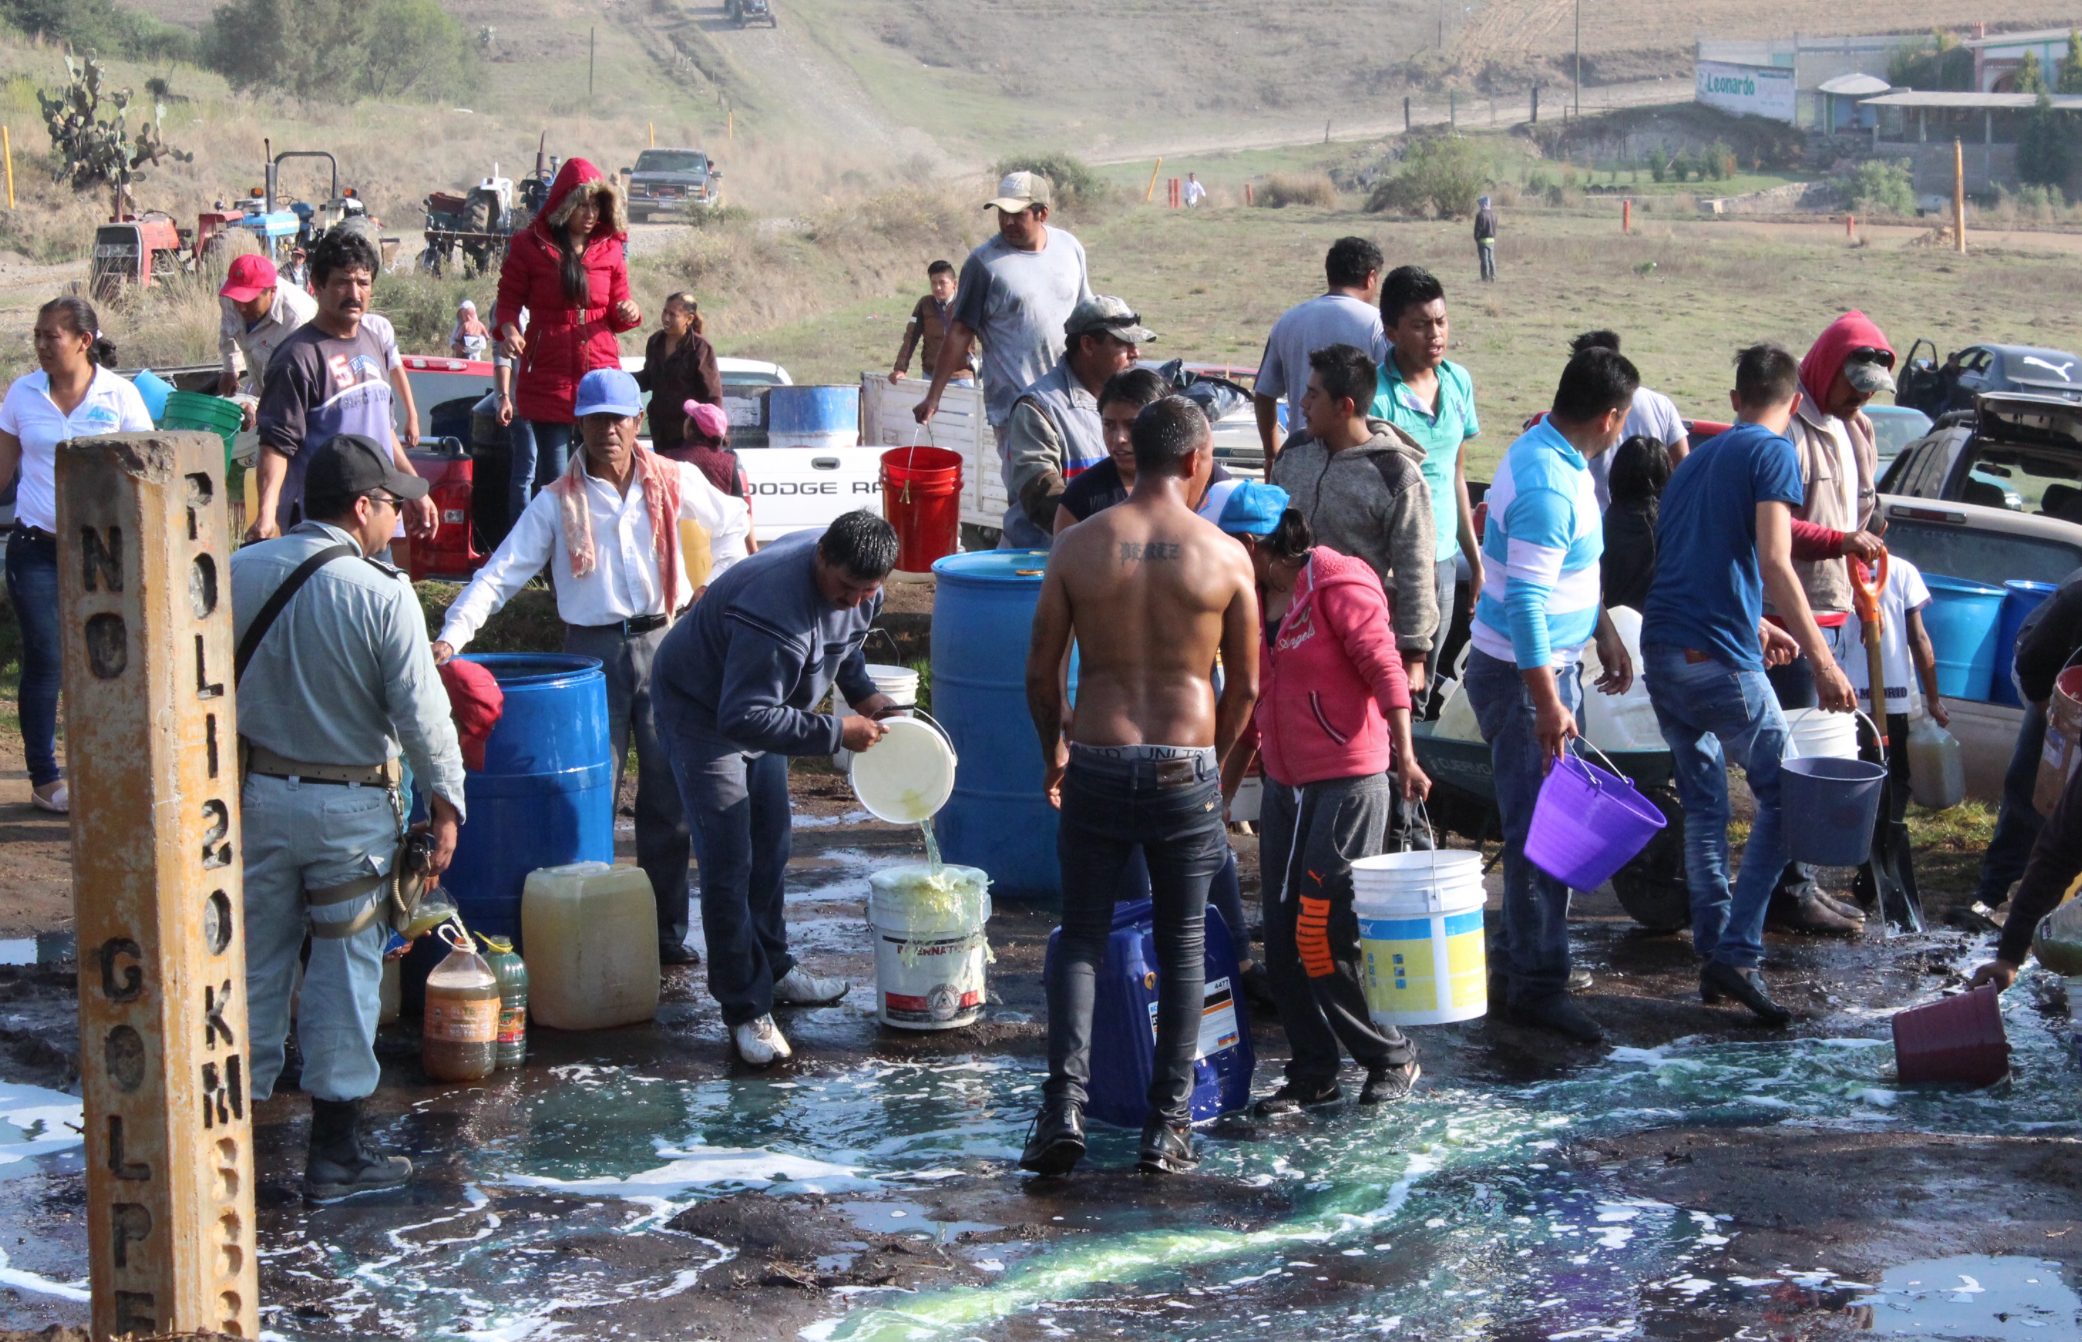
[1021,396,1260,1177]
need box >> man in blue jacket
[653,511,904,1064]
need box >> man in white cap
[217,250,317,428]
[1003,296,1155,547]
[911,170,1094,545]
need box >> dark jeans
[670,740,794,1026]
[4,529,61,787]
[566,622,692,952]
[509,418,574,523]
[1118,846,1244,957]
[1477,239,1496,281]
[1261,773,1415,1083]
[1048,748,1226,1126]
[1974,703,2049,907]
[1765,647,1821,903]
[1463,648,1582,1004]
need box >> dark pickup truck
[626,149,722,222]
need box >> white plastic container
[867,863,991,1030]
[1906,717,1966,810]
[1228,773,1264,824]
[849,714,957,823]
[833,665,921,768]
[520,861,661,1031]
[1352,850,1489,1026]
[1782,706,1859,761]
[1434,676,1483,743]
[1581,606,1663,751]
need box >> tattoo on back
[1119,541,1181,563]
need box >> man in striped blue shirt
[1462,347,1639,1044]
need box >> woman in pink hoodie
[1219,485,1430,1116]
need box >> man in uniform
[1021,396,1260,1177]
[233,434,466,1201]
[217,251,317,428]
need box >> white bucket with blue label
[1353,849,1488,1026]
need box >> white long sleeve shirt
[438,456,751,649]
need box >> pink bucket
[1524,744,1668,890]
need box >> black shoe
[1137,1118,1198,1175]
[659,942,701,966]
[1360,1061,1421,1104]
[1505,994,1604,1044]
[1701,961,1793,1027]
[1567,965,1594,994]
[304,1098,412,1202]
[1765,891,1861,937]
[1253,1079,1341,1118]
[1018,1099,1086,1176]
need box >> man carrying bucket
[1641,344,1856,1026]
[433,369,753,969]
[1003,296,1155,547]
[651,512,906,1066]
[1460,346,1638,1045]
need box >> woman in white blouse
[0,297,154,812]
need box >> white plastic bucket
[848,713,957,823]
[1229,774,1264,824]
[833,665,923,768]
[1782,707,1859,761]
[1581,606,1663,751]
[867,863,991,1030]
[1352,850,1488,1026]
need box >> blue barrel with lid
[931,551,1059,897]
[1993,580,2059,707]
[766,384,860,449]
[1922,574,2006,701]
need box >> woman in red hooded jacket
[494,158,642,524]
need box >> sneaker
[1253,1079,1341,1118]
[30,781,67,815]
[1360,1060,1421,1105]
[1700,961,1793,1027]
[659,942,701,967]
[1505,994,1604,1044]
[772,966,849,1006]
[303,1098,412,1202]
[732,1014,793,1066]
[1137,1118,1198,1175]
[1018,1098,1086,1176]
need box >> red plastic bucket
[1892,985,2010,1087]
[881,446,963,576]
[1524,745,1668,890]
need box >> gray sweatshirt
[652,530,881,757]
[1271,419,1440,653]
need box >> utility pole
[60,430,257,1342]
[1953,137,1967,254]
[1574,0,1582,116]
[588,26,596,105]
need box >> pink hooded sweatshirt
[1247,547,1412,788]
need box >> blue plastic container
[1993,580,2059,707]
[442,653,615,944]
[766,384,859,447]
[130,368,173,421]
[1781,755,1888,866]
[1044,899,1254,1129]
[931,551,1060,897]
[1921,574,2006,702]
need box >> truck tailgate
[735,446,884,544]
[860,374,1001,531]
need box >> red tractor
[88,213,187,299]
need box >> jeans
[566,623,692,952]
[1974,703,2048,907]
[1117,846,1245,958]
[1261,773,1415,1083]
[241,774,399,1103]
[1462,648,1582,1004]
[4,529,61,787]
[1048,747,1226,1125]
[509,418,574,523]
[669,740,794,1026]
[1477,239,1496,281]
[1642,647,1790,968]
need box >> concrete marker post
[59,431,258,1341]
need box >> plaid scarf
[551,444,685,617]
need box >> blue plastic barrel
[931,551,1058,897]
[766,384,859,448]
[444,653,615,944]
[1993,580,2059,707]
[1044,900,1254,1129]
[1922,574,2006,701]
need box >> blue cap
[1213,480,1290,536]
[574,368,644,419]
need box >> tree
[203,0,476,102]
[361,0,478,100]
[2016,50,2048,95]
[37,53,191,203]
[1365,135,1485,217]
[1888,29,1972,91]
[2017,92,2073,193]
[2059,29,2082,94]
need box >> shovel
[1851,551,1925,934]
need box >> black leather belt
[581,613,670,636]
[10,524,55,544]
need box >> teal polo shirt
[1370,356,1480,562]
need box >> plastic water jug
[423,937,500,1082]
[1906,717,1965,811]
[1043,898,1253,1129]
[1580,607,1662,751]
[479,934,530,1069]
[521,862,661,1030]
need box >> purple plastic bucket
[1525,749,1668,890]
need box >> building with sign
[1695,33,1923,127]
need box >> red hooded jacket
[495,158,639,424]
[1799,309,1894,409]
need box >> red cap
[219,252,279,303]
[438,657,505,772]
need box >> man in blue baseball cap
[435,367,754,967]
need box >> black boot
[1137,1118,1198,1175]
[1018,1098,1086,1176]
[304,1098,413,1202]
[1701,961,1793,1027]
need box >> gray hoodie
[1271,418,1440,653]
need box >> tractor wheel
[1608,781,1690,933]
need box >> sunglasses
[1847,346,1896,370]
[365,491,404,511]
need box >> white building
[1965,27,2080,92]
[1695,33,1925,127]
